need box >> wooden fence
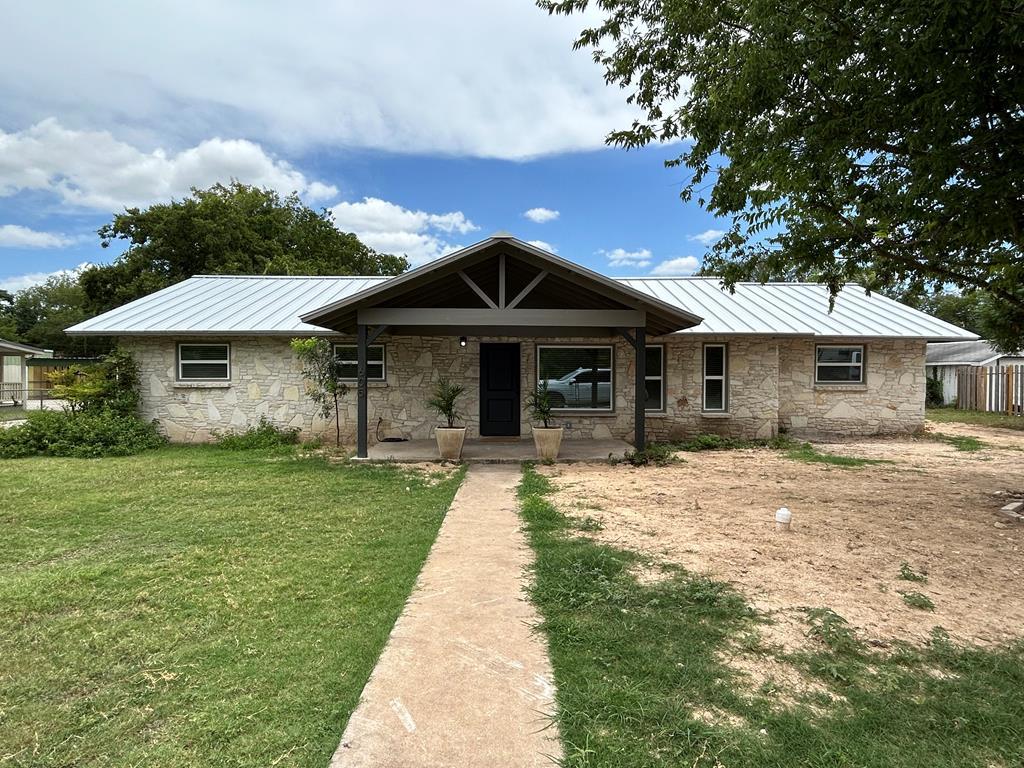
[957,365,1024,414]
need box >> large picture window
[334,344,386,381]
[537,346,613,411]
[645,345,665,412]
[815,345,864,383]
[178,343,230,381]
[703,343,727,411]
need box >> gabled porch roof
[300,235,703,337]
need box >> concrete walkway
[329,465,562,768]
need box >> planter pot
[532,426,564,461]
[435,427,467,461]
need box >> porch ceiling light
[459,336,467,347]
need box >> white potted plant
[427,376,467,461]
[526,382,563,461]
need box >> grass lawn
[927,406,1024,431]
[0,406,27,421]
[0,447,463,767]
[519,465,1024,768]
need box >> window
[645,345,665,412]
[178,343,230,381]
[815,345,864,383]
[703,344,727,411]
[334,344,386,381]
[537,345,613,411]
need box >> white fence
[957,365,1024,414]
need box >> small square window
[815,345,864,384]
[334,344,386,381]
[178,343,230,381]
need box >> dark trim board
[479,343,521,437]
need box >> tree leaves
[541,0,1024,345]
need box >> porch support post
[634,326,646,451]
[356,323,368,458]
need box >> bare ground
[540,419,1024,651]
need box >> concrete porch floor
[366,437,632,463]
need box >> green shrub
[0,411,165,459]
[925,377,944,408]
[214,418,300,449]
[47,348,141,416]
[621,442,679,466]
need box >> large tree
[80,182,408,313]
[542,0,1024,348]
[0,275,100,355]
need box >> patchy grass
[927,407,1024,431]
[0,447,463,767]
[784,441,894,467]
[0,406,27,421]
[899,590,937,611]
[929,432,986,451]
[519,464,1024,768]
[899,561,928,583]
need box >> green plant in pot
[426,376,467,461]
[526,382,563,461]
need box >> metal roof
[620,278,977,340]
[66,273,978,341]
[66,276,389,336]
[925,340,1021,366]
[0,337,48,356]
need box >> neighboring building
[926,340,1024,405]
[0,339,49,404]
[66,235,976,453]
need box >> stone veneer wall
[778,338,927,437]
[122,334,924,444]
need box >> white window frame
[702,343,728,412]
[536,344,615,413]
[645,344,665,413]
[815,344,865,384]
[334,343,386,382]
[177,343,230,381]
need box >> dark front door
[479,343,521,437]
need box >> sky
[0,0,726,293]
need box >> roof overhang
[0,338,47,356]
[300,235,703,337]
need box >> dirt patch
[542,423,1024,649]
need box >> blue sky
[0,1,725,292]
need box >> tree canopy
[80,182,408,313]
[0,276,99,356]
[542,0,1024,349]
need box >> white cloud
[1,2,640,160]
[0,224,75,248]
[600,248,652,269]
[523,207,560,224]
[526,239,557,253]
[329,197,479,266]
[650,256,701,276]
[0,262,92,293]
[688,228,725,246]
[0,118,338,211]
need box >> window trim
[334,343,387,382]
[702,343,728,412]
[645,344,665,413]
[814,344,865,385]
[535,343,615,413]
[177,342,231,382]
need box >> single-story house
[67,235,976,455]
[926,340,1024,405]
[0,338,49,405]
